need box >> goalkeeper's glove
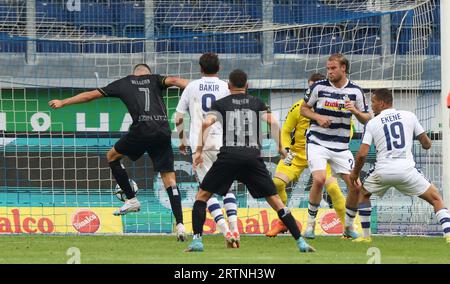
[283,148,296,166]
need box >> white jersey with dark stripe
[304,79,368,151]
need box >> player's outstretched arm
[417,132,432,150]
[300,101,331,128]
[350,143,370,186]
[164,77,189,89]
[48,90,103,109]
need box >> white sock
[436,208,450,237]
[345,207,357,229]
[176,223,185,232]
[307,202,319,227]
[207,197,230,236]
[224,193,238,233]
[358,205,372,238]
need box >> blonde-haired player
[266,73,347,238]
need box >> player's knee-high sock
[436,208,450,238]
[277,208,301,240]
[345,206,358,229]
[273,178,288,205]
[166,185,183,225]
[325,182,346,225]
[207,197,229,236]
[109,159,135,199]
[192,200,207,239]
[358,203,372,238]
[307,202,319,227]
[224,192,238,233]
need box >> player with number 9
[175,53,240,248]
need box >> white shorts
[193,150,219,183]
[363,167,431,197]
[306,143,354,175]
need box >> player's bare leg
[341,173,361,239]
[419,185,450,243]
[107,147,141,216]
[161,172,186,242]
[266,195,315,253]
[304,170,327,239]
[353,187,372,243]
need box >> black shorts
[114,133,174,173]
[200,153,277,198]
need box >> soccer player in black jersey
[185,69,315,252]
[49,64,189,241]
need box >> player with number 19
[350,89,450,243]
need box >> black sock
[166,185,183,225]
[109,159,135,199]
[278,208,301,240]
[192,200,207,236]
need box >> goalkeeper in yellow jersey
[266,73,347,238]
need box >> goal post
[441,0,450,209]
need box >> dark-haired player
[185,69,315,253]
[175,53,239,247]
[49,64,190,241]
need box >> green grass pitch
[0,235,449,264]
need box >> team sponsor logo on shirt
[324,100,346,110]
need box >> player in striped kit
[266,73,347,238]
[301,54,371,239]
[175,53,239,248]
[350,89,450,243]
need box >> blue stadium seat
[391,25,411,55]
[80,41,120,53]
[73,3,113,25]
[274,5,294,24]
[351,27,381,55]
[72,3,115,37]
[116,2,144,37]
[36,40,80,53]
[118,41,145,53]
[36,1,70,23]
[0,33,26,53]
[274,30,302,54]
[123,25,145,38]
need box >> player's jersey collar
[380,108,396,115]
[201,76,219,80]
[329,78,350,90]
